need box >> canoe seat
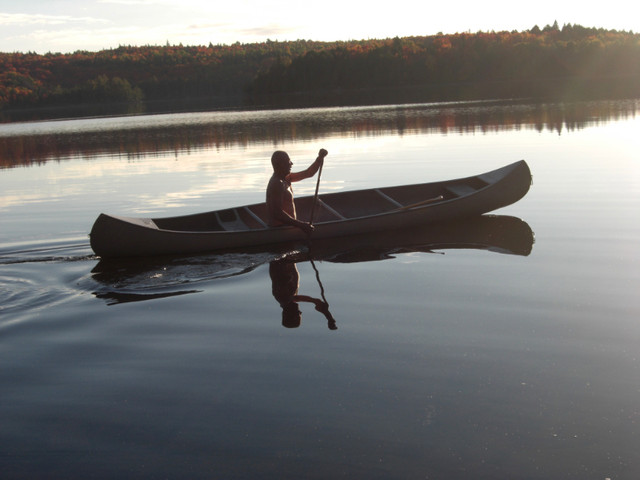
[129,217,159,229]
[445,184,477,197]
[215,209,248,231]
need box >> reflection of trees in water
[1,99,637,167]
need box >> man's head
[271,151,292,177]
[282,302,302,328]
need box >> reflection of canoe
[90,160,531,258]
[308,214,534,262]
[91,215,534,304]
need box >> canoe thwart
[374,189,404,208]
[316,198,346,220]
[243,206,268,228]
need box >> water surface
[1,100,639,479]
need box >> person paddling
[266,149,328,235]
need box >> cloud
[0,13,108,26]
[238,24,298,38]
[97,0,160,4]
[186,23,228,31]
[183,21,296,38]
[3,25,149,54]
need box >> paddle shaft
[309,159,324,225]
[396,195,444,211]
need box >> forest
[1,23,639,118]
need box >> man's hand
[298,221,314,236]
[318,148,328,159]
[314,301,330,315]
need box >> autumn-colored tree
[1,26,638,118]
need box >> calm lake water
[1,99,639,479]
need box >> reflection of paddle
[310,258,337,330]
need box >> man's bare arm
[288,149,327,183]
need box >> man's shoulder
[267,175,288,189]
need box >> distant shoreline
[2,25,639,123]
[3,80,639,125]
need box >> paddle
[309,149,327,226]
[394,195,444,211]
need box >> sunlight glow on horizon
[0,0,638,54]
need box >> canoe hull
[90,160,531,258]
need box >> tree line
[1,23,639,116]
[249,24,640,103]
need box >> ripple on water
[0,240,95,326]
[0,238,299,322]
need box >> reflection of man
[269,259,336,330]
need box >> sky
[1,0,638,54]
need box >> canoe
[90,160,531,258]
